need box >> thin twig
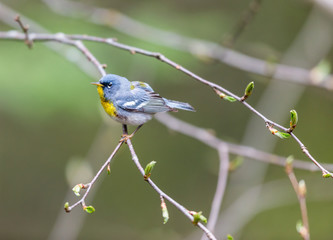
[155,113,333,172]
[1,30,331,174]
[201,143,230,240]
[223,0,262,47]
[14,15,33,48]
[66,141,123,211]
[42,0,333,91]
[0,31,107,77]
[285,161,310,240]
[123,126,217,240]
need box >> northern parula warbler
[91,74,195,140]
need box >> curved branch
[123,127,217,240]
[66,141,123,212]
[1,30,330,175]
[42,0,333,91]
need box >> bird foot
[119,133,134,143]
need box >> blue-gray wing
[116,83,172,113]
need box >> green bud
[245,81,254,96]
[298,180,306,197]
[241,81,254,101]
[229,156,243,171]
[83,205,95,214]
[190,211,207,225]
[275,132,291,139]
[289,110,298,131]
[296,220,303,233]
[107,164,111,175]
[223,96,237,102]
[285,155,294,174]
[322,172,332,178]
[64,202,70,212]
[144,161,156,180]
[296,220,308,239]
[311,60,331,83]
[161,200,169,224]
[72,184,82,197]
[267,124,291,139]
[227,235,234,240]
[213,88,236,102]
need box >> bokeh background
[1,0,333,239]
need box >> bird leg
[120,124,143,143]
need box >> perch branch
[1,30,330,175]
[42,0,333,91]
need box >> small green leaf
[311,60,331,83]
[161,202,169,224]
[322,172,332,178]
[64,202,70,212]
[285,155,294,174]
[223,96,237,102]
[144,161,156,180]
[289,110,298,131]
[191,211,207,225]
[227,234,234,240]
[241,81,254,101]
[213,88,236,102]
[296,220,308,238]
[107,164,111,175]
[286,155,294,165]
[229,156,243,171]
[84,205,95,214]
[296,220,303,233]
[72,184,82,197]
[298,180,306,197]
[245,81,254,96]
[274,131,291,139]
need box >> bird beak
[91,82,103,87]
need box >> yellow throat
[97,86,117,117]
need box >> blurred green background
[1,0,333,239]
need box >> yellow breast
[97,86,117,117]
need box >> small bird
[91,74,195,141]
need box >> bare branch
[0,31,106,77]
[42,0,333,91]
[285,159,310,240]
[223,0,262,47]
[123,127,217,240]
[201,144,230,240]
[65,141,123,212]
[155,113,333,172]
[14,15,33,48]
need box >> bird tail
[165,99,195,112]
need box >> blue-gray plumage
[91,74,195,126]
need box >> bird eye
[107,82,112,88]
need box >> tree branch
[123,126,218,240]
[14,15,33,48]
[65,141,124,212]
[201,144,230,240]
[42,0,333,91]
[155,113,333,172]
[285,159,310,240]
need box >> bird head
[91,74,124,100]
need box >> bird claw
[119,133,133,143]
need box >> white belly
[113,112,153,125]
